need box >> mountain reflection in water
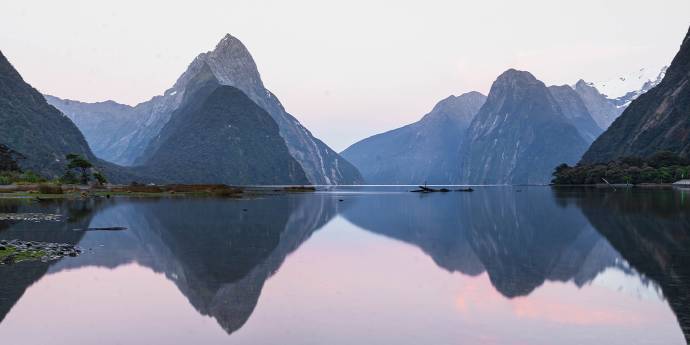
[0,187,687,344]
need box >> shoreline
[0,184,317,199]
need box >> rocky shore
[0,239,82,265]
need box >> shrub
[19,171,44,183]
[38,184,63,194]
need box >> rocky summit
[47,34,362,185]
[459,69,589,184]
[135,63,309,185]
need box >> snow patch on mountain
[586,66,667,106]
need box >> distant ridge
[342,92,486,184]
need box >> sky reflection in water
[0,187,687,345]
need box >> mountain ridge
[341,91,486,184]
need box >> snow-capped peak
[589,66,667,100]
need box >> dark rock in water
[72,227,127,232]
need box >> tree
[93,171,107,185]
[65,154,93,185]
[60,170,79,185]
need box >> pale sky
[1,0,689,151]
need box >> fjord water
[0,187,688,344]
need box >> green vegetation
[0,170,47,185]
[0,246,47,264]
[552,151,690,185]
[60,154,107,185]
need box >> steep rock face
[581,27,690,163]
[459,69,589,184]
[573,80,624,130]
[44,96,138,163]
[548,85,603,143]
[0,51,100,178]
[341,92,486,184]
[49,34,362,185]
[573,67,667,130]
[136,64,308,185]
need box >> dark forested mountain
[0,144,22,172]
[47,34,362,185]
[0,50,138,181]
[459,69,589,184]
[0,50,92,177]
[341,92,486,184]
[136,63,308,185]
[581,27,690,163]
[548,85,603,143]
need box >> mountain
[0,50,137,182]
[589,66,668,108]
[580,27,690,163]
[0,144,22,172]
[43,95,138,163]
[0,50,93,177]
[573,66,667,129]
[547,85,603,143]
[459,69,589,184]
[47,34,362,185]
[341,92,486,184]
[135,63,308,185]
[572,80,624,130]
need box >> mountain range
[47,34,362,185]
[341,92,486,184]
[343,60,671,185]
[3,27,686,186]
[0,51,139,182]
[581,27,690,163]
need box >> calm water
[0,187,688,344]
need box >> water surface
[0,187,688,344]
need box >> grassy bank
[0,183,317,199]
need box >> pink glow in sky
[1,1,689,150]
[0,217,684,344]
